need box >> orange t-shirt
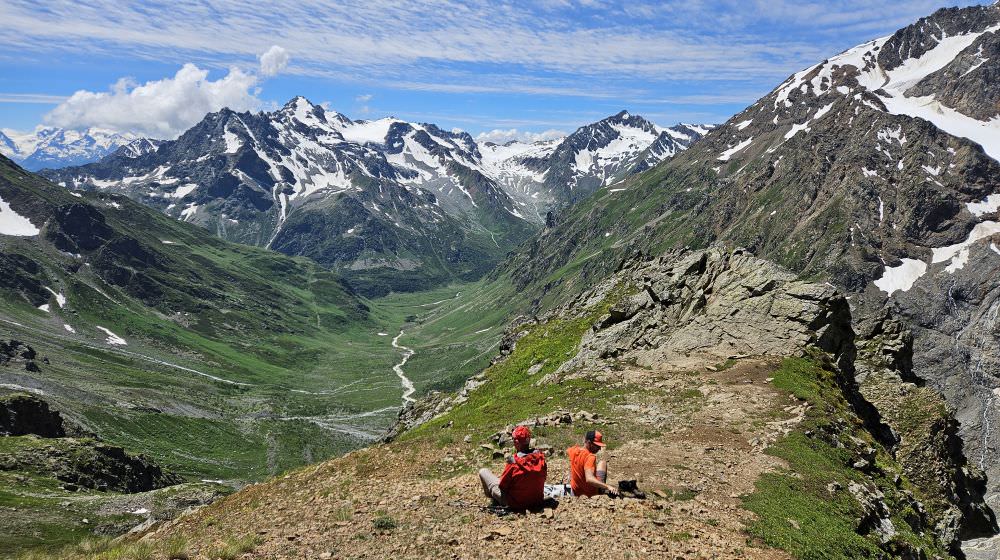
[568,445,599,497]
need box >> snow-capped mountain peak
[0,126,144,170]
[42,99,711,294]
[762,4,1000,161]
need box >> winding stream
[391,330,416,404]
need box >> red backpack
[498,450,547,510]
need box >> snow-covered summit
[767,4,1000,161]
[0,126,143,171]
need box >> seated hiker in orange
[478,425,547,510]
[567,430,617,497]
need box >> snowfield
[874,258,928,295]
[0,195,40,236]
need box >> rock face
[0,436,182,493]
[0,393,65,437]
[855,312,997,550]
[0,393,181,493]
[563,248,853,372]
[876,243,1000,516]
[0,341,45,376]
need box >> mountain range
[41,105,709,295]
[0,127,140,171]
[5,2,1000,558]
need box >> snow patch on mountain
[718,137,753,161]
[875,258,928,294]
[0,195,40,236]
[932,221,1000,268]
[44,287,67,308]
[774,20,1000,163]
[96,326,128,346]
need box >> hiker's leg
[478,468,503,504]
[596,460,608,483]
[479,468,496,498]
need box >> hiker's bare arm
[585,468,617,494]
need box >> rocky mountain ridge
[41,102,708,295]
[481,111,711,212]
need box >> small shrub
[331,506,353,522]
[373,514,398,531]
[75,537,114,555]
[94,542,155,560]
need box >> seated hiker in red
[567,430,617,497]
[478,425,547,510]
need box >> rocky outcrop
[0,393,66,437]
[0,341,45,375]
[870,240,1000,521]
[0,393,180,493]
[0,436,182,493]
[383,371,490,441]
[855,310,998,554]
[560,248,854,373]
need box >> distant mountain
[0,127,143,171]
[44,100,710,295]
[481,111,710,211]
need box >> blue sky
[0,0,989,142]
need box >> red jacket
[498,450,547,510]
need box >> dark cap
[585,430,606,447]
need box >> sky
[0,0,990,143]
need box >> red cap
[586,430,606,447]
[512,425,531,442]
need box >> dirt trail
[141,359,804,559]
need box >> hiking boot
[617,480,646,499]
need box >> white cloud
[258,45,290,77]
[44,63,261,139]
[475,128,566,145]
[355,93,373,102]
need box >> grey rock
[557,248,854,373]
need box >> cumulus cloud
[258,45,290,77]
[44,64,263,139]
[475,128,566,145]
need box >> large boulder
[0,393,65,437]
